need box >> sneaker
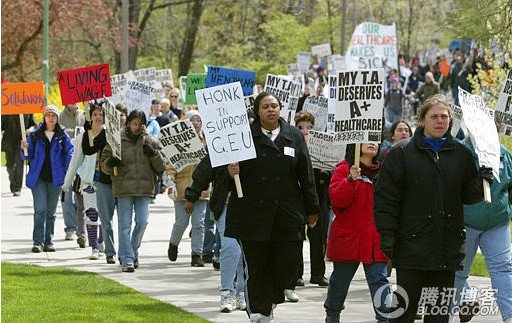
[325,311,340,323]
[13,191,21,197]
[202,254,213,263]
[97,242,105,253]
[168,243,178,261]
[65,232,76,241]
[235,292,246,310]
[106,256,116,264]
[89,249,100,260]
[212,257,220,271]
[43,245,55,252]
[134,259,139,269]
[310,275,329,287]
[122,263,135,272]
[295,278,305,286]
[31,245,42,253]
[77,236,86,248]
[220,291,235,313]
[250,313,273,322]
[191,254,205,267]
[284,289,299,302]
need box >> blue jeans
[61,188,77,234]
[386,107,402,124]
[170,200,206,255]
[324,262,390,323]
[32,178,61,246]
[216,205,245,294]
[203,202,216,256]
[117,196,150,265]
[454,223,512,320]
[96,182,116,257]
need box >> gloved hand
[379,234,396,260]
[143,143,156,157]
[478,166,494,185]
[107,157,121,168]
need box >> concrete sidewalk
[0,166,500,322]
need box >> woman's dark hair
[345,143,380,166]
[115,103,128,116]
[390,120,412,140]
[253,91,282,119]
[89,100,105,119]
[125,109,147,127]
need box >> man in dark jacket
[374,94,493,322]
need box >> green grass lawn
[1,262,209,323]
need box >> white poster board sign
[328,69,384,143]
[297,52,311,73]
[330,54,346,72]
[264,74,302,125]
[307,130,346,171]
[124,80,154,116]
[312,43,332,58]
[159,120,206,172]
[496,70,512,127]
[196,82,256,167]
[104,99,122,159]
[303,96,329,132]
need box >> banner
[206,66,256,96]
[328,69,384,143]
[346,22,398,72]
[104,99,122,159]
[159,120,206,172]
[458,88,500,180]
[123,80,154,115]
[185,74,206,105]
[264,74,302,125]
[496,70,512,127]
[303,96,329,132]
[312,43,332,58]
[57,63,112,105]
[196,82,256,167]
[307,131,346,171]
[1,82,45,115]
[297,52,311,73]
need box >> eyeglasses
[297,125,313,130]
[170,95,178,98]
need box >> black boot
[191,254,205,267]
[168,243,178,261]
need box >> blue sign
[206,66,256,96]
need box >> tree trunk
[178,0,205,76]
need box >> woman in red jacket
[324,143,390,323]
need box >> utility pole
[42,0,49,104]
[121,0,129,73]
[341,0,347,54]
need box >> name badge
[284,146,295,157]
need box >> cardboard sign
[123,80,154,115]
[303,96,329,132]
[346,22,398,72]
[104,99,122,159]
[328,69,384,143]
[57,64,112,105]
[185,74,206,105]
[264,74,302,125]
[496,69,512,127]
[312,43,332,58]
[196,82,256,167]
[206,66,256,96]
[159,120,206,172]
[307,131,346,171]
[1,82,45,115]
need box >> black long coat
[374,127,483,271]
[225,118,320,242]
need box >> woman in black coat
[226,91,319,322]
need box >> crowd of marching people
[3,47,512,323]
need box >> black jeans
[4,144,24,193]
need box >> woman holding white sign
[226,92,319,322]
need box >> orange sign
[1,82,45,115]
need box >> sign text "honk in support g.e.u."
[57,63,112,105]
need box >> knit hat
[44,104,58,116]
[185,110,201,120]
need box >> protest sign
[307,131,346,171]
[286,63,300,76]
[104,99,122,160]
[346,22,398,72]
[330,54,346,72]
[179,76,187,102]
[496,70,512,127]
[58,64,112,105]
[244,94,257,112]
[450,104,464,137]
[185,74,206,105]
[74,126,85,138]
[1,82,45,115]
[108,73,128,106]
[458,88,500,182]
[196,82,256,168]
[155,69,174,87]
[297,52,311,73]
[312,43,332,58]
[328,69,384,144]
[123,80,154,115]
[133,67,156,88]
[159,120,206,172]
[264,74,302,125]
[303,96,329,131]
[206,66,256,96]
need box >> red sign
[57,63,112,105]
[1,82,45,115]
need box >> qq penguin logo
[373,283,409,319]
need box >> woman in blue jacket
[21,105,74,253]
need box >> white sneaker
[220,290,235,313]
[65,232,76,240]
[235,292,246,310]
[97,242,105,254]
[250,313,273,322]
[284,289,299,302]
[89,249,100,260]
